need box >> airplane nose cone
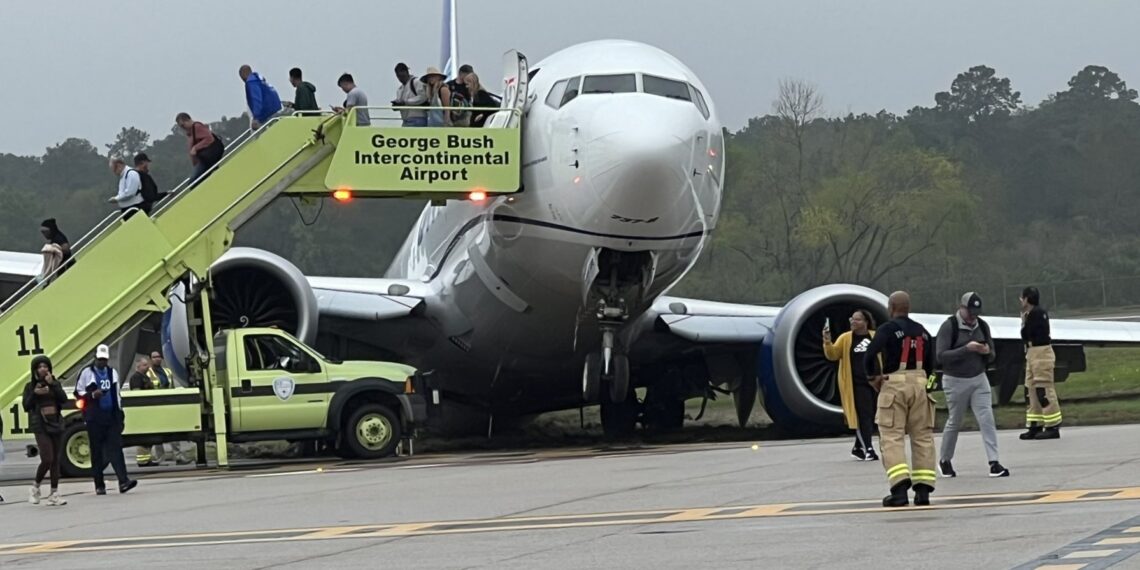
[583,101,696,220]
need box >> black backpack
[133,169,160,204]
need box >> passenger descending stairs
[0,115,347,409]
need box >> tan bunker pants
[1025,345,1061,427]
[876,369,936,488]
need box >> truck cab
[217,327,427,458]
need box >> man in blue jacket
[76,344,138,495]
[239,65,282,130]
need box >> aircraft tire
[600,386,639,438]
[609,353,630,403]
[583,352,602,402]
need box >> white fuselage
[383,40,725,413]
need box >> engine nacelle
[163,248,318,381]
[759,284,890,431]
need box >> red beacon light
[332,188,353,202]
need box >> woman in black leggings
[23,355,69,506]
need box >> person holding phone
[935,293,1009,478]
[823,310,881,461]
[23,355,69,506]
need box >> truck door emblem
[273,377,295,401]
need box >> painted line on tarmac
[3,485,1139,555]
[1011,513,1140,569]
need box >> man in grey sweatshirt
[936,292,1010,478]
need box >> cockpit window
[561,76,581,106]
[643,75,691,102]
[581,74,636,95]
[689,84,711,119]
[546,79,569,109]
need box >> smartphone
[824,317,830,331]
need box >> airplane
[4,2,1140,438]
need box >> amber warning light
[468,190,487,202]
[332,188,353,202]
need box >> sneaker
[850,447,866,461]
[119,480,138,494]
[989,461,1010,477]
[1035,427,1060,440]
[29,485,41,505]
[938,460,957,478]
[864,449,879,462]
[46,492,67,506]
[95,488,107,496]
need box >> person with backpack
[392,62,428,127]
[133,153,164,214]
[75,344,138,496]
[446,64,474,126]
[177,113,225,183]
[107,157,145,219]
[935,293,1010,479]
[24,355,69,506]
[863,291,937,508]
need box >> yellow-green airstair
[0,107,521,427]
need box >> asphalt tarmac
[2,425,1140,569]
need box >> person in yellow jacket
[823,310,882,461]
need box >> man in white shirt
[108,157,145,219]
[392,62,428,126]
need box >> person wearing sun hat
[422,66,453,127]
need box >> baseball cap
[960,292,982,316]
[95,344,111,359]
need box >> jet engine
[162,248,318,380]
[758,284,890,432]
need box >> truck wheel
[60,422,92,478]
[344,404,402,459]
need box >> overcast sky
[1,0,1138,156]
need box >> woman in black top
[463,73,502,128]
[23,355,69,506]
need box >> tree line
[1,64,1138,314]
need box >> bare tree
[774,78,824,187]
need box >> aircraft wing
[0,251,41,282]
[306,276,430,321]
[912,313,1140,345]
[648,296,779,343]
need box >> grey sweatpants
[940,372,1000,463]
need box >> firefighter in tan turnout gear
[1019,286,1062,440]
[864,291,937,507]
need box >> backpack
[133,169,160,204]
[448,90,472,124]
